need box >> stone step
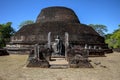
[49,58,68,65]
[50,64,69,69]
[51,55,65,58]
[49,58,69,69]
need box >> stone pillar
[34,44,37,59]
[65,32,69,59]
[84,44,88,49]
[94,45,97,49]
[48,32,51,49]
[88,46,92,49]
[37,45,40,60]
[34,44,39,60]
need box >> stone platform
[49,58,69,69]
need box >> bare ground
[0,52,120,80]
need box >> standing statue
[52,35,63,55]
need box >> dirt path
[0,52,120,80]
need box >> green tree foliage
[0,22,15,47]
[105,25,120,48]
[19,20,34,28]
[119,24,120,27]
[89,24,108,36]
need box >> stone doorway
[51,34,67,57]
[51,39,65,57]
[49,33,69,68]
[50,36,68,69]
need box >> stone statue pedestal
[27,44,51,68]
[27,58,50,68]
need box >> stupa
[6,6,110,56]
[6,6,113,68]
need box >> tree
[19,20,34,28]
[0,22,15,47]
[119,24,120,27]
[89,24,108,36]
[105,24,120,48]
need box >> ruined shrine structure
[6,6,112,68]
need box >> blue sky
[0,0,120,34]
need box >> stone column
[48,32,51,49]
[65,32,69,59]
[34,44,37,59]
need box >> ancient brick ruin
[6,6,112,68]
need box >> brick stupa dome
[6,6,111,54]
[13,6,103,43]
[36,7,80,23]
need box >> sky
[0,0,120,34]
